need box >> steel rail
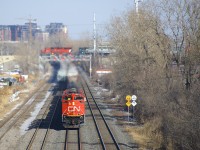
[40,96,61,149]
[64,130,68,150]
[0,84,49,141]
[81,82,106,150]
[65,129,81,150]
[0,81,47,129]
[26,95,61,150]
[81,76,120,150]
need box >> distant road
[0,56,15,65]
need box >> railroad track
[64,129,81,150]
[26,94,61,150]
[0,66,133,149]
[81,77,121,150]
[0,83,51,141]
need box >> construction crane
[18,16,37,42]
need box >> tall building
[35,32,49,42]
[0,22,68,42]
[0,25,11,41]
[21,22,41,41]
[0,23,41,42]
[9,25,23,41]
[45,23,68,35]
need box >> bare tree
[107,0,200,149]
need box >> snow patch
[20,91,51,135]
[0,102,23,121]
[7,102,23,115]
[9,90,30,102]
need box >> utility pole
[134,0,142,14]
[18,16,37,74]
[89,54,92,78]
[18,16,37,42]
[28,17,37,43]
[93,13,96,58]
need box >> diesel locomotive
[61,88,86,128]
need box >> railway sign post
[126,95,132,122]
[132,101,137,106]
[126,95,138,122]
[126,95,132,101]
[131,95,137,122]
[132,95,137,101]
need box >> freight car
[61,88,86,128]
[40,47,72,56]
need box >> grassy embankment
[127,118,173,150]
[0,75,37,119]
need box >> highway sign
[132,95,137,101]
[132,101,137,106]
[126,95,131,101]
[126,101,132,107]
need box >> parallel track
[81,77,120,150]
[26,95,61,150]
[0,83,50,141]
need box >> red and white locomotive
[40,47,72,56]
[61,88,86,128]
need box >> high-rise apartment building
[0,22,67,42]
[45,23,68,35]
[0,26,11,41]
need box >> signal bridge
[39,55,91,62]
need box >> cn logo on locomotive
[68,106,81,112]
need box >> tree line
[107,0,200,149]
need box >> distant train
[61,88,86,128]
[40,47,72,56]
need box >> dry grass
[126,118,163,149]
[0,87,14,118]
[0,75,38,120]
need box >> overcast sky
[0,0,135,39]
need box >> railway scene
[0,1,200,150]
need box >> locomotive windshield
[64,95,72,100]
[69,88,77,93]
[75,96,83,100]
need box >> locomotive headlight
[72,102,75,105]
